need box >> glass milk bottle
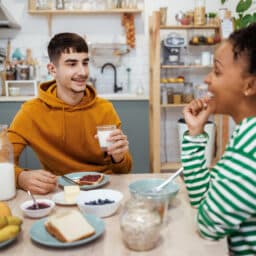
[0,124,16,200]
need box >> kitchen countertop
[0,94,149,102]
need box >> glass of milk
[97,125,116,151]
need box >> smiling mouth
[206,91,214,98]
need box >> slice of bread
[45,210,95,242]
[75,174,104,185]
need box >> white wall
[2,0,236,95]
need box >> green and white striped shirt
[181,117,256,256]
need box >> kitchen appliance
[161,33,186,65]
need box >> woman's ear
[244,76,256,96]
[47,63,56,78]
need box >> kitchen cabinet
[0,99,149,173]
[149,11,229,173]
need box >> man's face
[48,50,89,94]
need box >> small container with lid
[194,0,206,25]
[183,82,194,103]
[120,197,162,251]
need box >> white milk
[97,130,113,150]
[0,162,16,200]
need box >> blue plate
[29,214,105,248]
[58,172,109,190]
[0,234,19,249]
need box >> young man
[181,24,256,255]
[8,33,132,195]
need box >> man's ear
[47,63,56,78]
[244,76,256,96]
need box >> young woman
[181,23,256,255]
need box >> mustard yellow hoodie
[8,81,132,185]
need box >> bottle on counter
[0,124,16,201]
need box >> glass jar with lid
[120,197,161,251]
[194,0,206,25]
[183,82,194,103]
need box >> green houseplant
[221,0,256,29]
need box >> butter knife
[61,175,79,185]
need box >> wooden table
[2,173,228,255]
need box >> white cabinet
[5,80,38,97]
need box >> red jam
[27,202,50,210]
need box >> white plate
[52,191,77,206]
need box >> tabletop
[1,173,228,256]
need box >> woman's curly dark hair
[229,23,256,75]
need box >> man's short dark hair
[47,32,88,64]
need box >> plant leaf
[240,14,253,27]
[221,0,227,4]
[236,0,252,13]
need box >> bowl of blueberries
[76,189,123,218]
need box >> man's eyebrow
[64,57,90,63]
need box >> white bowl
[20,199,55,218]
[77,189,123,218]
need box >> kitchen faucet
[101,63,122,93]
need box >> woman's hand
[18,170,57,195]
[183,97,214,136]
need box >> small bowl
[76,189,123,218]
[9,87,20,96]
[20,199,55,218]
[129,178,179,204]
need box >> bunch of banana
[0,202,22,243]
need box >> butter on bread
[64,185,80,204]
[45,210,95,242]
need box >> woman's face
[204,41,250,120]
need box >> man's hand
[183,97,214,136]
[18,170,57,195]
[107,128,129,163]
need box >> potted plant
[221,0,256,29]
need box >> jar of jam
[120,197,161,251]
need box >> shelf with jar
[149,11,228,173]
[28,0,143,13]
[28,0,143,48]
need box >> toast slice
[75,174,104,186]
[45,210,95,242]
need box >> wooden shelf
[161,65,212,69]
[160,24,220,30]
[28,0,142,36]
[28,9,142,15]
[161,104,187,108]
[161,162,181,171]
[149,11,227,173]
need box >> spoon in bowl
[146,167,183,194]
[27,190,39,209]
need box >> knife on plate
[61,175,79,185]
